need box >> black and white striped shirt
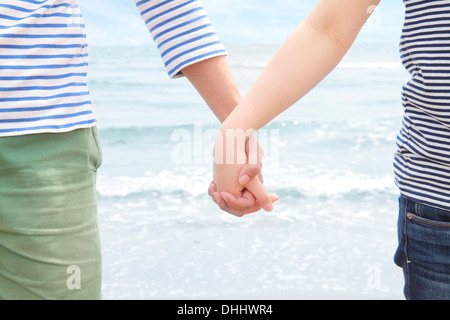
[394,0,450,210]
[0,0,226,137]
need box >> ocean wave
[227,61,402,71]
[338,62,402,70]
[96,119,398,167]
[272,172,397,199]
[97,168,211,199]
[96,168,397,200]
[97,117,398,137]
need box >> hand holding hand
[210,128,278,217]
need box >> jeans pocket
[406,211,450,229]
[405,210,450,274]
[404,210,450,299]
[395,196,450,299]
[406,211,450,256]
[89,127,103,171]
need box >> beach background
[77,0,410,299]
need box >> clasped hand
[208,127,278,217]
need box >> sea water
[88,41,410,299]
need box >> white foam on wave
[267,164,398,197]
[97,165,397,200]
[97,167,211,198]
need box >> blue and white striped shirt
[394,0,450,211]
[0,0,226,137]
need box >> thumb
[239,163,262,186]
[245,176,273,212]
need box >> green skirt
[0,127,102,300]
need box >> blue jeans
[394,195,450,300]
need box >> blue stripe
[0,4,50,13]
[403,91,450,107]
[0,34,85,39]
[0,54,88,59]
[396,179,450,201]
[406,2,450,15]
[396,158,450,180]
[137,0,172,14]
[0,44,84,49]
[0,13,82,21]
[157,23,211,49]
[152,15,207,41]
[0,23,85,29]
[0,110,93,123]
[0,82,86,92]
[0,91,89,103]
[149,7,203,33]
[165,41,222,67]
[0,101,91,113]
[394,160,450,191]
[0,62,88,70]
[144,0,197,25]
[403,138,450,165]
[408,84,450,96]
[0,119,97,134]
[19,0,52,5]
[0,72,86,80]
[161,32,216,57]
[404,16,450,27]
[0,3,74,13]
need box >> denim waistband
[400,195,450,223]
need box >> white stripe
[0,0,226,136]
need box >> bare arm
[182,56,277,215]
[213,0,381,204]
[182,56,242,123]
[220,0,381,133]
[134,0,273,215]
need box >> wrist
[215,123,251,166]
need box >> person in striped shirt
[0,0,271,300]
[212,0,450,300]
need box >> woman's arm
[183,56,277,215]
[221,0,381,133]
[213,0,382,205]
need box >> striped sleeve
[134,0,227,79]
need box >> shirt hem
[0,121,98,138]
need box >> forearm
[221,22,349,133]
[182,56,241,122]
[220,0,379,133]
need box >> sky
[77,0,405,46]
